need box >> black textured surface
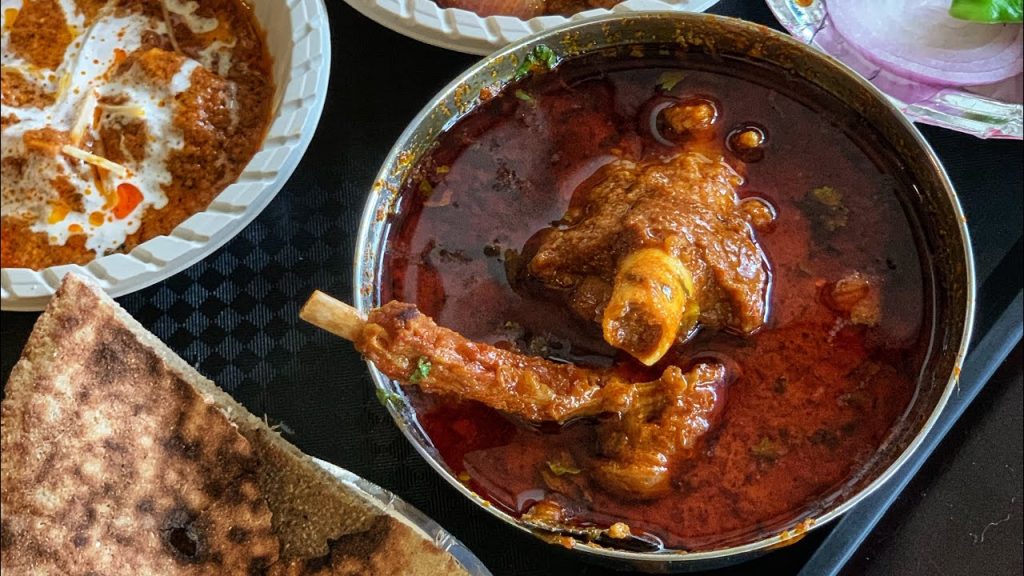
[842,345,1023,576]
[1,1,1022,574]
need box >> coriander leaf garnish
[546,460,581,476]
[657,70,686,92]
[375,387,402,406]
[750,436,779,462]
[408,356,431,383]
[513,44,560,81]
[802,185,849,233]
[811,185,842,207]
[514,89,533,102]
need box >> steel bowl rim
[352,10,976,565]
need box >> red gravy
[380,50,931,551]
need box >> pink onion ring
[648,100,680,147]
[827,0,1023,86]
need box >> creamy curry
[0,0,273,269]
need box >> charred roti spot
[143,352,163,377]
[57,312,81,332]
[103,438,127,453]
[34,452,58,484]
[203,477,227,500]
[90,340,128,380]
[215,444,254,476]
[164,433,200,460]
[0,519,12,549]
[248,556,273,575]
[228,526,250,544]
[298,550,333,571]
[161,507,203,563]
[166,525,201,562]
[329,516,393,563]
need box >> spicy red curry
[381,50,930,550]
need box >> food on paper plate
[0,0,275,270]
[433,0,619,20]
[0,274,470,575]
[309,47,932,551]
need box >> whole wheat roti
[0,274,470,575]
[0,274,280,574]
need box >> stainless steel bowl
[353,12,975,571]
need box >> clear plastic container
[314,459,492,575]
[766,0,1023,139]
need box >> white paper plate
[0,0,332,311]
[312,458,492,575]
[343,0,720,55]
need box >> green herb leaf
[514,89,533,102]
[949,0,1022,23]
[375,387,402,406]
[534,44,558,69]
[803,185,849,232]
[546,461,581,476]
[513,44,560,80]
[808,428,840,449]
[513,60,534,81]
[408,356,431,384]
[657,70,686,91]
[750,437,779,461]
[811,186,842,207]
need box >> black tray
[1,1,1020,574]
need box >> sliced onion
[828,0,1023,86]
[648,100,679,147]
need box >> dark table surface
[1,1,1022,574]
